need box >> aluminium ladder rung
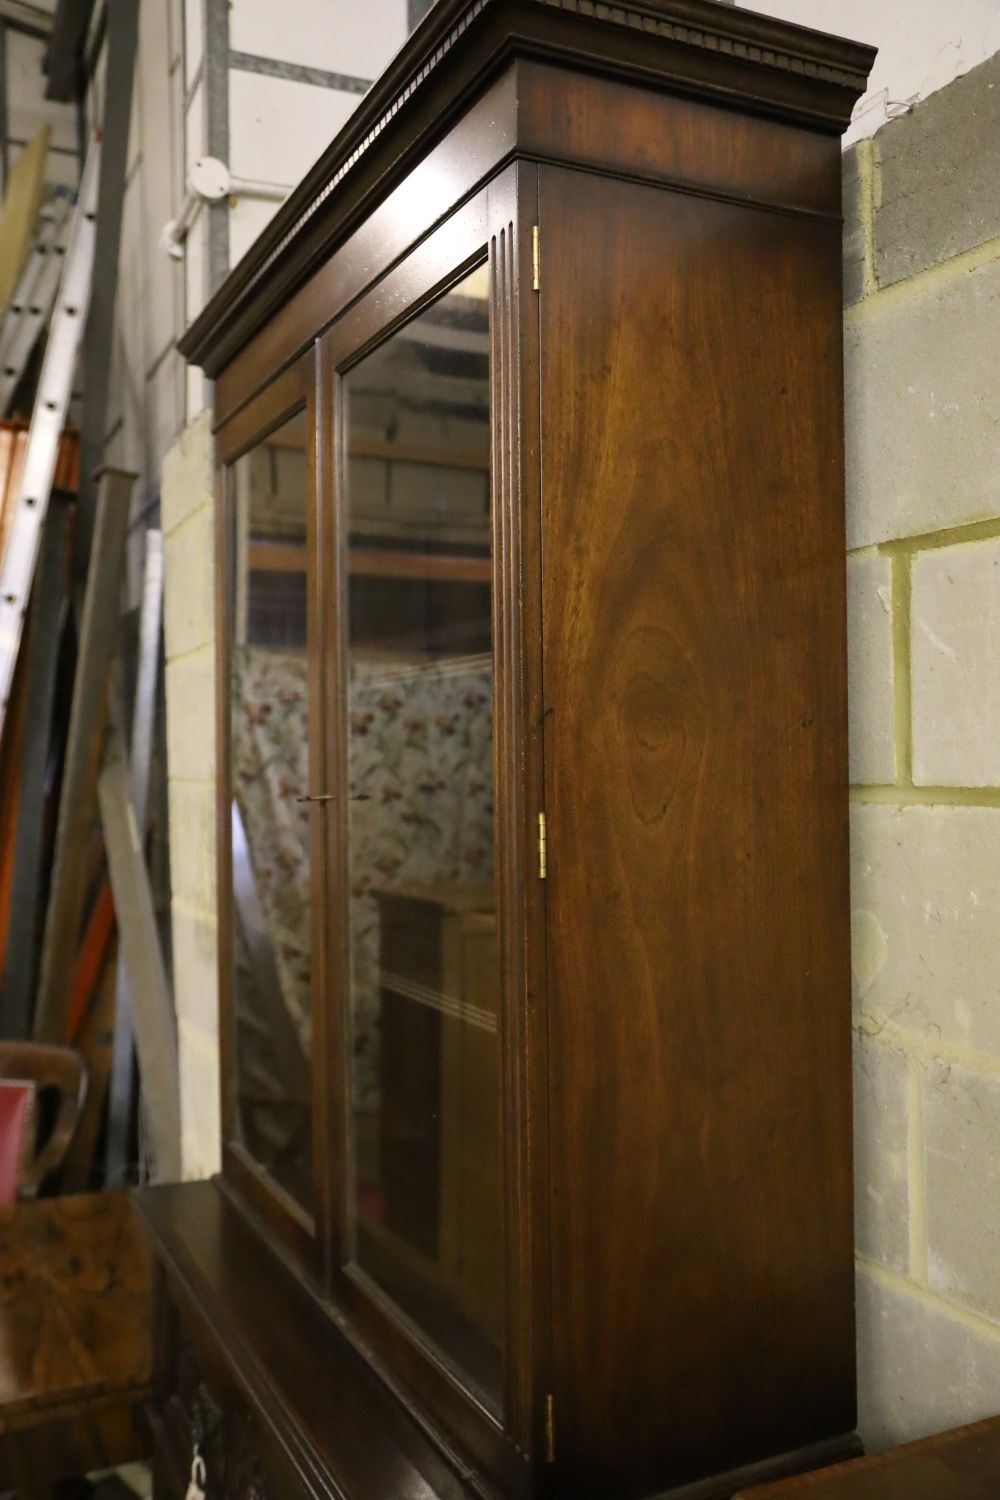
[0,194,69,367]
[0,192,73,416]
[0,134,101,736]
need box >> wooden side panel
[538,166,854,1498]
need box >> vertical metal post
[75,0,138,572]
[0,491,71,1036]
[203,0,230,295]
[0,22,9,190]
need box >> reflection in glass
[342,265,502,1406]
[228,411,313,1210]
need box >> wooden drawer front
[150,1311,285,1500]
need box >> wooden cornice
[180,0,876,375]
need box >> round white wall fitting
[189,157,231,202]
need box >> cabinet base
[659,1433,864,1500]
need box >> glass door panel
[227,410,314,1211]
[341,265,503,1406]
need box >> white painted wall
[0,3,78,195]
[223,0,409,270]
[229,0,409,78]
[738,0,1000,143]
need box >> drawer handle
[186,1446,207,1500]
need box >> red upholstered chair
[0,1041,87,1198]
[0,1081,33,1204]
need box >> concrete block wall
[160,411,220,1178]
[845,49,1000,1450]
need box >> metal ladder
[0,189,73,417]
[0,132,101,736]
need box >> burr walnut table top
[737,1415,1000,1500]
[0,1189,153,1487]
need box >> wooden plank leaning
[32,467,134,1045]
[104,528,164,1184]
[0,490,72,1036]
[97,693,181,1183]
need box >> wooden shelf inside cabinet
[247,540,491,583]
[150,3,877,1500]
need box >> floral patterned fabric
[347,653,494,1111]
[231,647,312,1049]
[232,647,495,1109]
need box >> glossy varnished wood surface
[737,1416,1000,1499]
[185,0,874,379]
[517,61,842,219]
[137,1179,481,1500]
[214,59,845,434]
[317,164,537,1497]
[183,3,872,1491]
[538,164,854,1497]
[0,1190,153,1486]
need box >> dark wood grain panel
[138,1180,480,1500]
[518,61,842,219]
[185,3,872,1490]
[538,165,854,1498]
[737,1415,1000,1499]
[214,54,848,434]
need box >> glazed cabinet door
[319,162,548,1495]
[215,353,331,1272]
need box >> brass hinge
[545,1393,556,1463]
[537,811,547,880]
[532,225,540,291]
